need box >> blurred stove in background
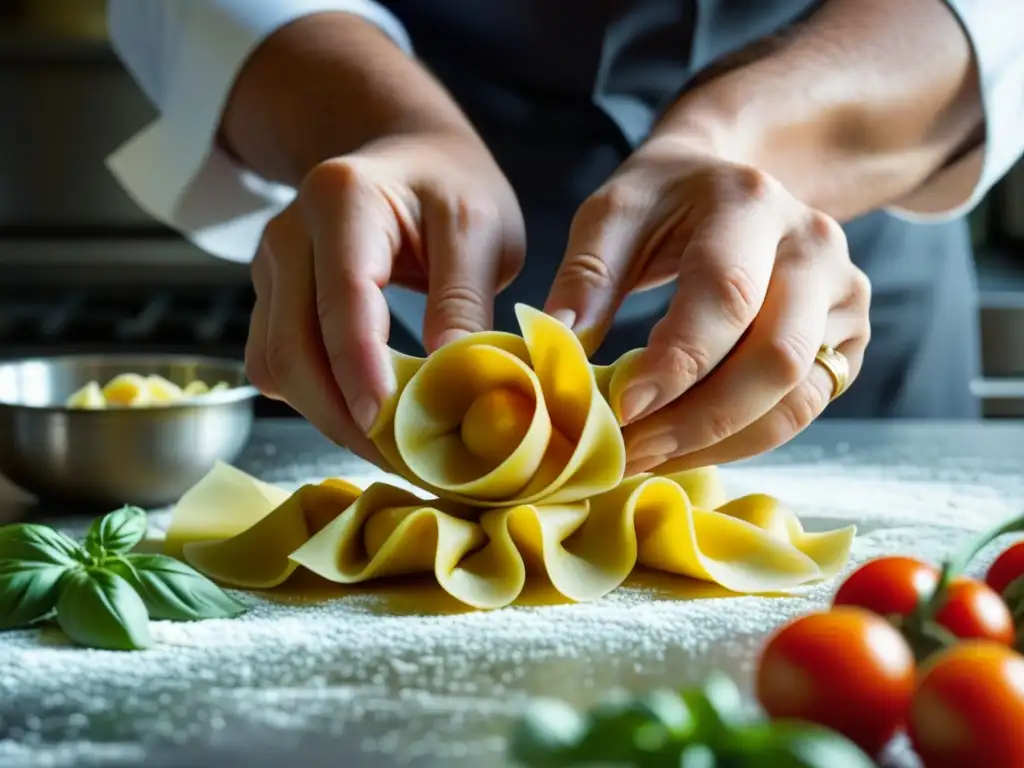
[0,281,252,359]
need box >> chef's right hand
[245,132,525,465]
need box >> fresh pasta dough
[65,373,230,409]
[167,462,854,608]
[364,305,644,506]
[163,305,855,609]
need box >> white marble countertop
[2,418,1023,768]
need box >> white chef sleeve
[886,0,1024,223]
[105,0,413,263]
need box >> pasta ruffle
[163,303,855,609]
[167,463,855,609]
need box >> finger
[618,197,793,424]
[263,206,386,466]
[623,242,834,469]
[623,213,852,466]
[636,328,867,475]
[543,184,672,350]
[245,246,280,400]
[421,194,504,352]
[303,160,401,436]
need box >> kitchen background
[2,1,1023,418]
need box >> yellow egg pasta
[366,305,629,506]
[65,373,231,409]
[167,462,853,608]
[163,305,856,609]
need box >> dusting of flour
[2,431,1023,768]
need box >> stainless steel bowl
[0,354,259,509]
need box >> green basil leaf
[734,721,876,768]
[0,560,68,629]
[564,692,679,765]
[83,506,148,556]
[56,569,151,650]
[679,743,717,768]
[0,523,85,566]
[698,672,745,727]
[111,554,246,620]
[507,698,587,767]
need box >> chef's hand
[245,132,525,464]
[545,137,871,475]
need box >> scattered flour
[2,432,1023,768]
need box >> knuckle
[431,282,489,332]
[314,272,358,327]
[774,380,828,440]
[765,333,816,388]
[705,165,776,206]
[300,158,364,201]
[848,266,873,309]
[264,334,298,382]
[704,262,759,329]
[803,210,848,254]
[580,183,646,222]
[244,349,274,395]
[438,194,500,235]
[731,165,774,201]
[558,252,615,291]
[257,215,287,256]
[702,409,738,446]
[648,336,713,385]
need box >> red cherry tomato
[985,540,1024,598]
[834,557,1015,646]
[908,641,1024,768]
[756,607,916,755]
[934,578,1015,646]
[834,556,939,616]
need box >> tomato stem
[949,515,1024,578]
[916,513,1024,618]
[899,514,1024,661]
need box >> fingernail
[619,382,661,424]
[351,394,380,435]
[628,431,678,462]
[548,309,577,329]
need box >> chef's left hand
[544,137,872,475]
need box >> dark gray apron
[380,0,981,419]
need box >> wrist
[646,0,982,222]
[221,12,479,186]
[650,70,892,221]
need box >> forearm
[220,12,479,186]
[656,0,982,222]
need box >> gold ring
[815,344,850,402]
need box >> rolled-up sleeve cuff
[887,0,1024,224]
[106,0,412,264]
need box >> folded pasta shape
[166,462,855,609]
[367,304,645,507]
[162,304,855,609]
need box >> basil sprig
[0,506,245,650]
[508,674,876,768]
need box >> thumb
[543,189,654,354]
[421,195,504,352]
